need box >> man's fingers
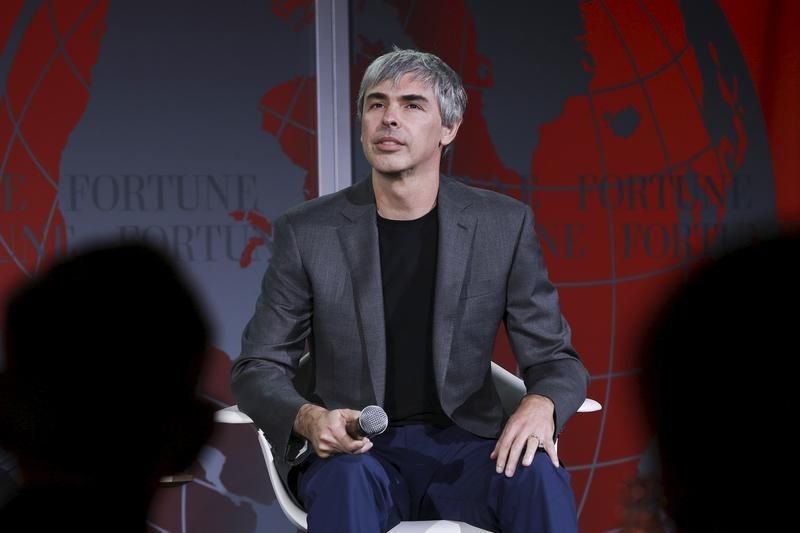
[521,435,539,466]
[331,416,370,454]
[316,433,371,458]
[492,433,512,473]
[317,431,367,456]
[520,435,559,468]
[493,428,529,477]
[352,438,373,454]
[543,439,559,467]
[340,408,362,421]
[315,435,339,457]
[342,434,371,453]
[328,423,366,453]
[503,436,527,477]
[497,432,561,475]
[309,408,381,458]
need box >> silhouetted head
[0,242,213,488]
[640,234,799,531]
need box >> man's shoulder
[281,191,344,220]
[442,177,529,216]
[279,179,370,227]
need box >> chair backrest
[491,361,526,414]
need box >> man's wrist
[522,393,554,409]
[293,403,324,439]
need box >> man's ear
[440,120,462,147]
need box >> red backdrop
[1,1,797,531]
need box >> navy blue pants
[292,424,578,532]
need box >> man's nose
[381,105,399,127]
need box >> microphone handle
[345,417,365,439]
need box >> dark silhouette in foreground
[634,234,799,532]
[0,242,214,532]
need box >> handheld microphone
[346,405,388,438]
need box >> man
[0,242,213,531]
[232,49,588,532]
[636,233,799,532]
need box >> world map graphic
[0,1,781,531]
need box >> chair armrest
[490,362,603,414]
[159,408,252,489]
[213,399,601,424]
[214,405,254,424]
[577,398,602,412]
[158,473,194,487]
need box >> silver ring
[530,434,545,448]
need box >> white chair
[215,360,601,532]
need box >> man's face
[361,73,460,179]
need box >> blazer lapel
[337,179,387,405]
[432,178,476,397]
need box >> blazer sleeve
[504,205,589,434]
[230,213,313,463]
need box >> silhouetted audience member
[0,242,214,532]
[0,447,18,507]
[637,234,799,532]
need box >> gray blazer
[231,176,588,481]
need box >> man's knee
[306,454,389,492]
[500,452,571,494]
[300,453,409,530]
[492,453,577,532]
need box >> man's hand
[293,403,373,458]
[490,394,558,477]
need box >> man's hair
[356,48,467,128]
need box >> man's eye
[407,103,421,109]
[369,102,383,109]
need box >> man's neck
[372,170,439,220]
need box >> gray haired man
[232,48,588,532]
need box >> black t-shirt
[377,206,450,427]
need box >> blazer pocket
[460,277,500,300]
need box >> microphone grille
[359,405,388,436]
